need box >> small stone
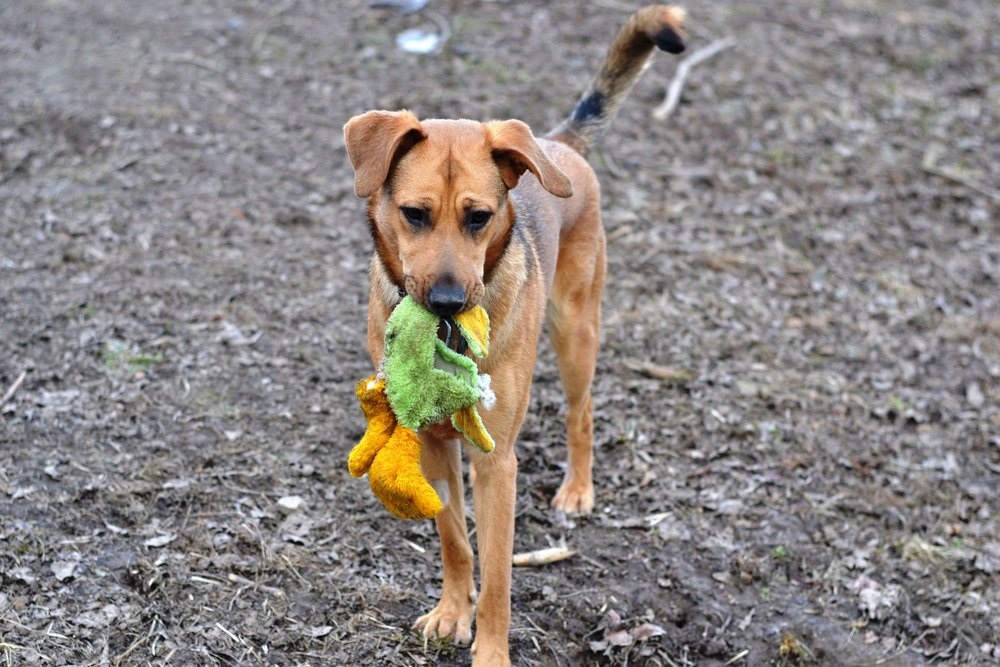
[277,496,306,514]
[966,382,985,408]
[396,29,443,54]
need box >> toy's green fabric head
[382,296,488,433]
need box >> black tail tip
[652,26,685,54]
[570,91,606,123]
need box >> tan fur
[343,6,685,665]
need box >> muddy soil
[2,0,998,665]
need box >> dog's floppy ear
[486,120,573,198]
[344,110,427,198]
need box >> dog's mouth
[401,275,486,321]
[436,318,469,356]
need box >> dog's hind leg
[412,435,476,644]
[548,207,606,514]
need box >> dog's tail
[546,5,686,155]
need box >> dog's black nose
[427,284,466,317]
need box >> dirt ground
[2,0,999,665]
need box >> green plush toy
[383,296,494,448]
[348,296,495,519]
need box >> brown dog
[343,6,685,665]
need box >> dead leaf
[599,609,622,630]
[632,622,666,641]
[854,576,902,620]
[712,571,733,584]
[307,625,334,638]
[279,513,314,543]
[606,629,634,647]
[103,521,129,535]
[52,559,79,581]
[8,485,36,500]
[215,320,261,347]
[73,603,120,629]
[10,566,36,585]
[143,533,178,548]
[36,389,80,411]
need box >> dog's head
[344,110,572,316]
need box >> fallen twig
[589,0,635,12]
[215,622,248,647]
[1,370,27,407]
[623,360,696,384]
[512,546,576,567]
[921,146,1000,203]
[652,37,737,121]
[113,617,158,667]
[160,53,226,75]
[922,165,1000,204]
[723,648,749,665]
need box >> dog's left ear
[486,120,573,198]
[344,110,427,198]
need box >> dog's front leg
[468,362,533,667]
[413,434,476,644]
[468,446,516,666]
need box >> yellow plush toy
[348,376,442,519]
[348,297,495,520]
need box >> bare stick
[589,0,635,11]
[1,371,26,407]
[922,165,1000,204]
[921,146,1000,203]
[113,617,158,667]
[652,37,737,121]
[512,546,577,567]
[623,360,695,384]
[724,649,749,665]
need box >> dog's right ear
[344,110,427,198]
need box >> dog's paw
[412,595,475,645]
[471,637,512,667]
[551,479,594,514]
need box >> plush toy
[348,296,495,519]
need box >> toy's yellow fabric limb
[348,376,395,478]
[349,374,443,520]
[454,305,490,358]
[368,426,443,519]
[452,404,495,454]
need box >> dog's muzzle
[427,283,466,317]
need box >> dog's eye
[465,210,492,232]
[400,207,429,228]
